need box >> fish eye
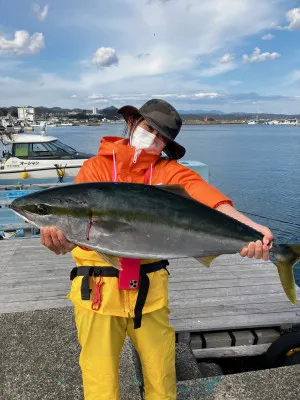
[36,204,50,215]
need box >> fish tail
[272,244,300,305]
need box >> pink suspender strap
[144,164,154,185]
[112,150,118,182]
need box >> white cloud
[151,93,174,98]
[199,62,237,77]
[272,7,300,30]
[286,7,300,30]
[88,93,105,99]
[89,99,108,104]
[71,94,77,98]
[219,53,234,63]
[0,30,45,55]
[63,0,281,78]
[196,53,236,78]
[0,0,291,112]
[242,47,280,63]
[261,33,274,40]
[194,92,224,99]
[137,53,151,59]
[271,22,288,30]
[92,47,119,68]
[147,0,171,4]
[228,80,242,86]
[32,4,49,22]
[283,70,300,86]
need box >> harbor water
[1,123,300,283]
[46,124,300,241]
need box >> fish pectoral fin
[194,255,219,267]
[273,244,300,305]
[92,219,131,234]
[156,184,193,199]
[96,252,122,271]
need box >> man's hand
[40,227,76,255]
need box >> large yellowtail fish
[10,182,300,304]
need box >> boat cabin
[1,134,91,161]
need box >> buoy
[21,171,29,179]
[54,164,65,182]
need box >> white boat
[0,129,93,182]
[247,120,257,125]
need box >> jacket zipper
[133,148,139,164]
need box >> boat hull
[0,163,83,182]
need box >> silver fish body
[10,182,300,304]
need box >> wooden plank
[169,271,279,283]
[0,290,68,303]
[168,264,274,274]
[0,275,284,290]
[169,255,270,267]
[192,344,271,359]
[169,292,291,307]
[3,269,70,279]
[170,302,300,320]
[0,249,16,273]
[170,312,300,332]
[5,267,279,282]
[0,283,70,294]
[169,285,294,298]
[1,238,300,334]
[168,277,283,291]
[0,299,71,314]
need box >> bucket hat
[118,99,185,159]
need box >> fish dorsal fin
[96,252,122,270]
[194,255,219,267]
[156,184,192,199]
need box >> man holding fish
[12,99,299,400]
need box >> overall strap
[70,260,169,329]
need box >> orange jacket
[68,136,232,317]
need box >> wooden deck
[1,238,300,334]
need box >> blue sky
[1,0,300,113]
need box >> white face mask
[130,125,166,155]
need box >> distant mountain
[1,105,300,121]
[97,106,122,120]
[101,106,119,112]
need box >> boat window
[14,144,29,157]
[32,143,49,153]
[12,140,77,158]
[44,142,70,155]
[27,143,55,157]
[27,142,69,157]
[53,140,76,154]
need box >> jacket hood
[97,136,161,171]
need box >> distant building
[92,107,98,115]
[18,107,35,123]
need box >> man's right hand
[40,227,76,255]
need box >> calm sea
[2,123,300,282]
[51,123,300,243]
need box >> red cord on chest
[86,213,93,240]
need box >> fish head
[9,185,91,230]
